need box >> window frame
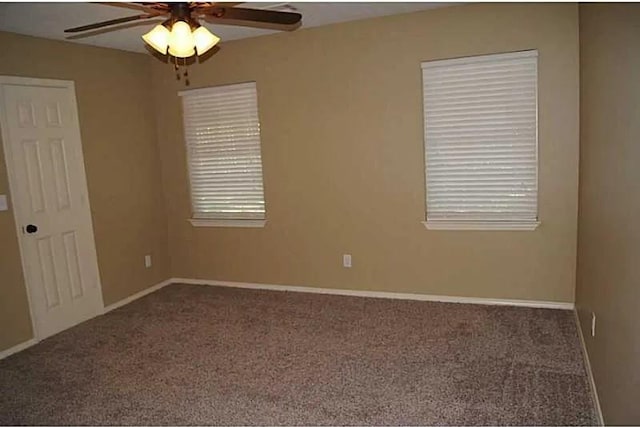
[421,50,540,231]
[179,81,267,228]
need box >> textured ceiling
[0,2,456,53]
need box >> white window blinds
[180,82,266,220]
[422,50,539,229]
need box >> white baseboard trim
[104,279,173,313]
[0,338,38,361]
[171,278,574,310]
[574,310,604,426]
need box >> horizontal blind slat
[424,91,535,103]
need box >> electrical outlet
[343,254,352,268]
[591,312,596,337]
[144,255,152,268]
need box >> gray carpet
[0,284,597,425]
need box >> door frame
[0,75,104,341]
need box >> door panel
[36,236,61,309]
[22,139,46,213]
[62,231,84,300]
[50,138,72,211]
[1,81,103,339]
[45,102,62,128]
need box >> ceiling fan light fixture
[193,26,220,55]
[64,2,303,86]
[142,24,170,55]
[168,20,196,58]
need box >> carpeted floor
[0,284,597,426]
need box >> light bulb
[168,20,195,58]
[142,24,170,54]
[193,26,220,55]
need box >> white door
[0,78,103,340]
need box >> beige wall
[0,3,582,353]
[576,4,640,425]
[0,32,170,351]
[152,3,580,303]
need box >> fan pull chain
[170,57,191,86]
[183,57,190,86]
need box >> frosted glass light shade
[142,25,170,54]
[168,20,195,58]
[193,26,220,55]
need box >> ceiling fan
[65,2,302,83]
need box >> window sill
[189,219,267,228]
[422,220,540,231]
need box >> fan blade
[200,7,301,30]
[65,18,165,40]
[97,2,169,14]
[64,14,156,33]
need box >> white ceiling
[0,2,455,53]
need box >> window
[422,50,539,230]
[180,82,266,227]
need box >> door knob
[25,224,38,234]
